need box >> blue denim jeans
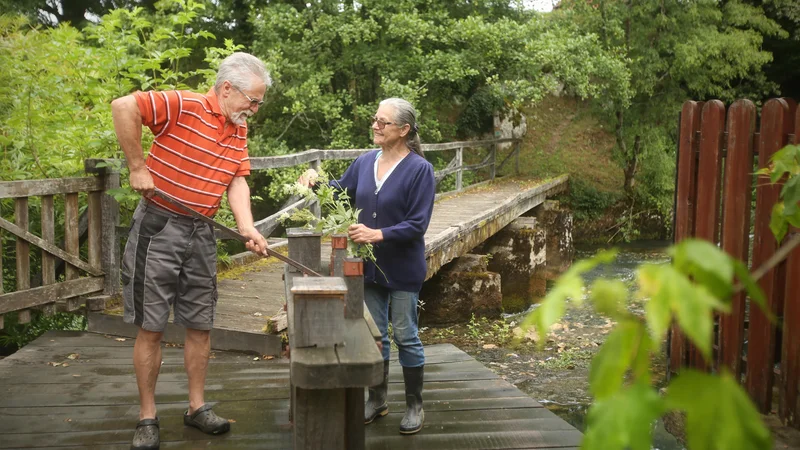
[364,283,425,368]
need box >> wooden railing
[0,138,518,325]
[672,97,800,428]
[0,168,120,330]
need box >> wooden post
[99,168,120,296]
[343,257,366,450]
[294,387,346,450]
[64,192,81,311]
[40,195,56,316]
[343,258,364,320]
[747,98,791,413]
[489,143,497,181]
[310,158,322,219]
[514,140,521,175]
[456,147,463,191]
[330,234,348,276]
[719,99,756,378]
[15,198,31,324]
[291,277,347,348]
[285,228,322,424]
[287,228,322,274]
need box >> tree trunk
[624,135,641,195]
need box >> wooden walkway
[0,331,582,449]
[87,176,568,354]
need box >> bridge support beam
[419,255,502,325]
[420,200,573,324]
[529,200,574,280]
[477,217,547,314]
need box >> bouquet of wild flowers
[280,170,378,264]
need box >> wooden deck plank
[2,323,579,449]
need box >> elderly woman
[299,98,435,434]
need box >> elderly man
[111,52,270,450]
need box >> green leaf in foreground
[666,370,772,450]
[522,249,618,344]
[581,382,665,450]
[589,320,647,400]
[589,278,628,320]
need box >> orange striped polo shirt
[134,89,251,217]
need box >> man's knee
[136,327,163,344]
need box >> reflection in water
[538,240,686,450]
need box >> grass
[517,96,622,196]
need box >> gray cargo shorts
[121,200,218,332]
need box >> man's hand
[130,168,155,199]
[297,168,319,188]
[240,225,269,256]
[348,224,383,244]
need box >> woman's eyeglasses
[233,85,264,107]
[371,116,394,130]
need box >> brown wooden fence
[671,97,800,427]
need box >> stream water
[520,240,685,450]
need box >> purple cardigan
[333,150,435,292]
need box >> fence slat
[692,100,726,372]
[780,232,800,426]
[671,101,703,373]
[719,99,757,378]
[778,105,800,426]
[747,98,791,413]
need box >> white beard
[231,111,252,126]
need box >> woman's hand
[297,168,319,188]
[348,224,383,244]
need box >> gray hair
[379,97,423,157]
[214,52,272,92]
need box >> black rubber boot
[399,365,424,435]
[365,360,390,424]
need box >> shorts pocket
[138,211,170,238]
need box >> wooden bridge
[0,138,576,449]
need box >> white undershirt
[373,151,404,193]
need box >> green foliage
[524,238,770,449]
[249,0,628,149]
[279,170,377,263]
[758,144,800,242]
[666,371,772,450]
[567,179,622,221]
[0,311,86,349]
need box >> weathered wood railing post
[455,147,463,191]
[489,142,497,180]
[15,198,30,323]
[342,256,366,450]
[84,161,121,304]
[310,157,322,219]
[330,234,348,276]
[285,229,382,449]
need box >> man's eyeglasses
[371,116,394,130]
[233,85,264,107]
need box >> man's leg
[133,328,164,420]
[184,327,210,414]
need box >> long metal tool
[152,189,322,277]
